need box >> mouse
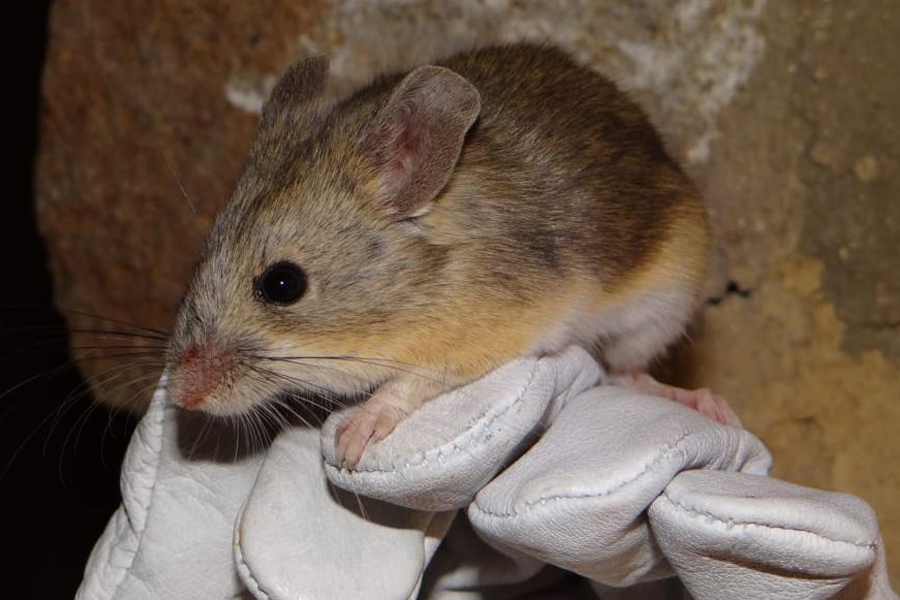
[166,43,736,468]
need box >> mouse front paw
[335,399,406,468]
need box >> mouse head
[167,55,481,416]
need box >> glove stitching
[470,421,877,552]
[234,534,271,600]
[108,383,170,596]
[324,360,542,475]
[658,491,878,550]
[470,429,700,518]
[471,424,767,519]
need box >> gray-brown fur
[168,43,708,417]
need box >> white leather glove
[77,347,898,600]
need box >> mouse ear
[364,65,481,218]
[262,54,329,126]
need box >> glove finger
[80,377,266,600]
[468,385,771,588]
[649,470,893,600]
[322,346,601,511]
[78,381,170,600]
[237,426,455,600]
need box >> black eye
[256,261,307,305]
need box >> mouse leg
[598,300,741,428]
[608,372,742,427]
[335,376,442,468]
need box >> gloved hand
[77,347,898,600]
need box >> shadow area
[172,393,337,464]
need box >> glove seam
[323,360,542,476]
[470,423,876,549]
[235,531,271,600]
[108,382,170,597]
[469,429,710,519]
[657,490,878,550]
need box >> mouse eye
[256,261,307,305]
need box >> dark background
[2,2,135,597]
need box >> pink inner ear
[381,99,423,196]
[367,67,479,217]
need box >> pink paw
[335,400,404,468]
[611,372,742,427]
[668,386,741,428]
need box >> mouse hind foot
[608,372,741,427]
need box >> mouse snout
[171,338,236,411]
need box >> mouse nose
[180,343,204,370]
[173,339,231,410]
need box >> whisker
[0,353,162,433]
[59,374,155,483]
[0,325,168,344]
[97,392,142,470]
[248,365,355,405]
[61,308,171,338]
[67,328,169,342]
[70,344,168,351]
[164,157,198,216]
[58,401,104,476]
[46,359,163,450]
[185,412,214,461]
[0,341,165,369]
[251,353,446,386]
[0,364,153,483]
[0,303,171,338]
[0,359,94,415]
[250,356,360,384]
[246,368,339,420]
[269,396,317,430]
[253,352,431,372]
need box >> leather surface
[78,348,898,600]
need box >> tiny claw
[334,401,404,468]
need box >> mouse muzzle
[169,336,238,411]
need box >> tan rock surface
[685,1,900,588]
[36,0,899,585]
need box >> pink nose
[180,344,203,369]
[175,341,219,410]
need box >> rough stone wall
[687,1,900,588]
[35,0,899,585]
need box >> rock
[810,140,843,170]
[854,155,880,182]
